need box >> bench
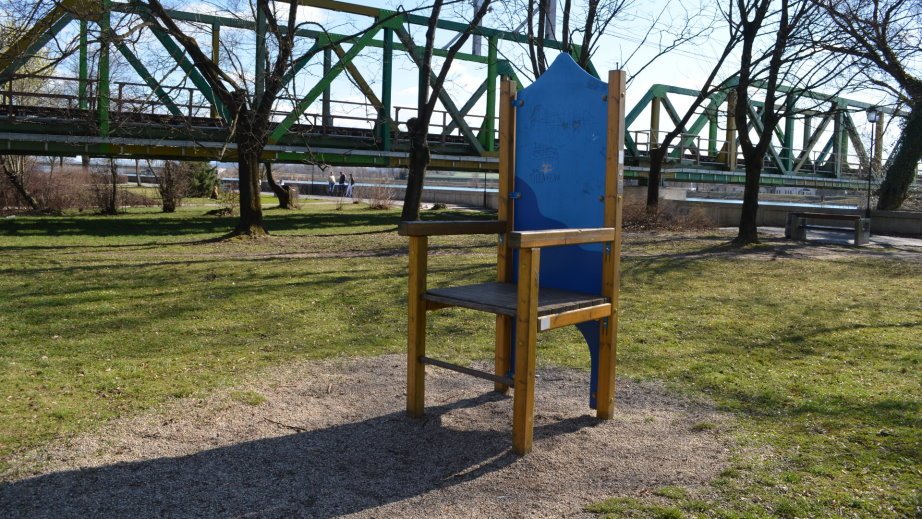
[785,212,870,245]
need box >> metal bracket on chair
[601,317,609,329]
[604,242,612,256]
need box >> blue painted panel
[511,53,609,408]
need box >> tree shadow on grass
[0,393,592,518]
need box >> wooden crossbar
[398,220,507,236]
[420,356,514,386]
[508,228,615,248]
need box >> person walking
[327,173,335,195]
[338,172,347,197]
[346,174,356,198]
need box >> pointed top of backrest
[520,53,606,97]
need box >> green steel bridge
[0,0,902,190]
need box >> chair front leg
[513,247,540,455]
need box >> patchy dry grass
[0,204,919,516]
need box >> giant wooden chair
[398,55,626,455]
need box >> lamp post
[865,107,880,218]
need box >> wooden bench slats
[789,212,863,221]
[424,282,608,317]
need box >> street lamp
[865,107,880,218]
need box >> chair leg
[495,315,512,393]
[407,236,427,417]
[513,248,539,455]
[596,314,618,419]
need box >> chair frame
[397,71,626,455]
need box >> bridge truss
[0,0,903,189]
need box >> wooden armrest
[398,220,508,236]
[509,227,615,248]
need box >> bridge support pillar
[97,0,111,137]
[211,23,219,119]
[323,48,333,128]
[722,90,737,170]
[380,28,393,151]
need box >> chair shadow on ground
[1,392,595,518]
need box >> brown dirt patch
[1,356,733,518]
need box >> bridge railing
[0,73,497,148]
[629,128,879,179]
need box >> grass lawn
[0,201,919,517]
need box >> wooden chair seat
[425,282,608,317]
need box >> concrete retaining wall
[679,199,922,236]
[232,179,922,237]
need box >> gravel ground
[1,356,732,518]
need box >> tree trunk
[401,123,430,221]
[1,158,39,211]
[235,147,267,235]
[735,160,761,245]
[107,160,119,215]
[264,163,292,209]
[876,99,922,210]
[646,147,666,210]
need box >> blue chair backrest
[512,53,610,408]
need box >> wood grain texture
[508,228,615,249]
[397,220,507,236]
[406,236,428,418]
[538,303,612,332]
[597,70,626,420]
[424,283,607,318]
[513,248,539,455]
[495,79,517,394]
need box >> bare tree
[400,0,493,221]
[724,0,845,244]
[811,0,921,210]
[645,31,742,210]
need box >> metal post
[707,106,717,157]
[724,90,737,169]
[322,47,332,128]
[865,108,880,218]
[78,20,88,111]
[866,130,874,218]
[381,28,393,151]
[484,36,498,151]
[97,1,111,136]
[650,97,660,152]
[832,104,843,177]
[543,0,557,39]
[211,22,219,118]
[783,96,795,172]
[255,6,266,101]
[472,0,484,55]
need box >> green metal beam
[394,26,485,154]
[114,41,184,117]
[746,103,788,174]
[98,4,111,136]
[380,27,393,150]
[792,112,832,174]
[782,97,795,170]
[443,80,487,136]
[79,20,88,110]
[331,43,395,128]
[255,4,267,102]
[268,27,381,144]
[142,19,229,120]
[483,36,497,151]
[0,6,73,81]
